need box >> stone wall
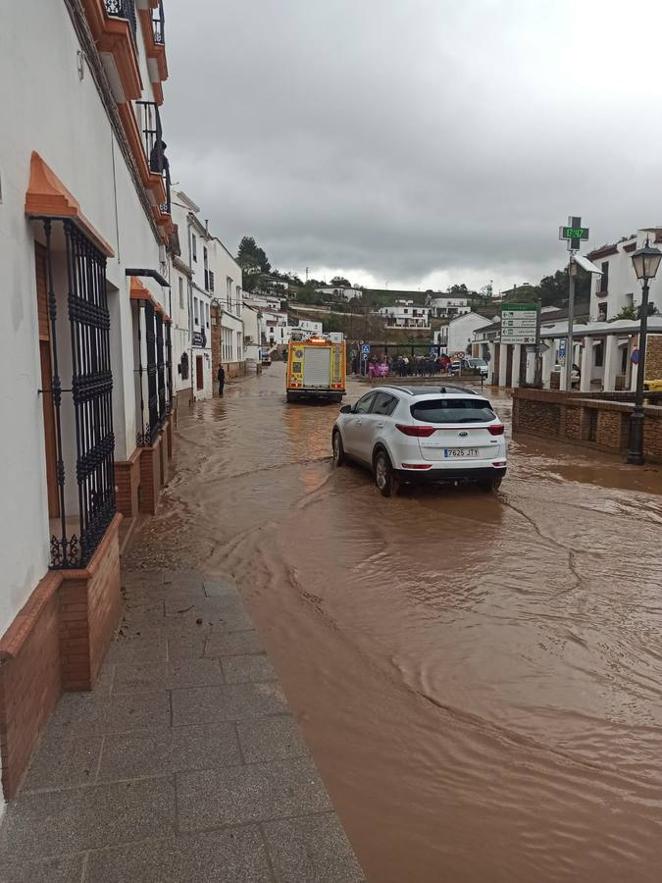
[513,388,662,462]
[645,334,662,381]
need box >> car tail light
[488,424,505,436]
[401,463,433,470]
[396,424,437,437]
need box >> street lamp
[627,238,662,464]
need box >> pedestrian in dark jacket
[217,364,225,397]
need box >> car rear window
[410,398,495,424]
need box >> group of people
[366,353,454,378]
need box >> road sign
[558,339,566,365]
[361,344,370,357]
[631,348,640,365]
[559,215,589,251]
[500,303,539,345]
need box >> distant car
[331,385,507,496]
[464,357,489,378]
[261,353,272,366]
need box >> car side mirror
[340,404,353,414]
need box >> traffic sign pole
[559,216,589,393]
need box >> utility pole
[559,216,589,391]
[305,266,309,283]
[565,257,576,393]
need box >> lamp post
[626,239,662,464]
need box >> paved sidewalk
[0,571,364,882]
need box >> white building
[0,0,175,807]
[378,300,431,328]
[588,229,662,322]
[169,192,195,402]
[244,293,283,312]
[292,319,324,337]
[242,304,264,368]
[187,212,213,399]
[434,312,491,355]
[213,238,245,379]
[426,294,472,318]
[262,310,290,346]
[316,286,363,301]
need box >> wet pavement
[126,365,662,882]
[0,570,363,882]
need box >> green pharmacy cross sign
[559,216,589,251]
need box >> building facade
[377,300,431,328]
[426,294,472,318]
[242,304,264,368]
[214,240,245,379]
[434,312,490,355]
[0,0,175,806]
[588,229,662,322]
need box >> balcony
[105,0,137,39]
[82,0,142,102]
[135,100,171,217]
[138,0,168,100]
[152,0,165,44]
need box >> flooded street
[127,365,662,882]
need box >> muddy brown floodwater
[127,364,662,882]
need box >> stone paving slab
[236,717,309,764]
[0,569,363,881]
[112,658,225,693]
[0,777,175,860]
[263,812,366,882]
[84,827,272,882]
[98,723,242,780]
[0,853,87,883]
[48,689,171,734]
[21,728,103,793]
[171,682,288,726]
[222,653,278,684]
[205,628,266,657]
[177,757,332,831]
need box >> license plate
[444,448,479,458]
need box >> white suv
[332,385,507,496]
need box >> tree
[237,236,271,274]
[612,303,660,321]
[612,305,637,321]
[330,276,351,288]
[236,236,271,292]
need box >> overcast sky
[163,0,662,293]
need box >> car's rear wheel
[332,430,346,466]
[478,476,502,492]
[374,450,399,497]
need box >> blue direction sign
[361,344,370,357]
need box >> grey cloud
[162,0,662,287]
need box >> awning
[130,277,170,322]
[25,152,114,258]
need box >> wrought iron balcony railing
[105,0,137,39]
[135,100,171,215]
[152,0,165,44]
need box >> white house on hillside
[316,286,363,301]
[378,300,431,328]
[426,294,472,318]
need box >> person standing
[217,363,225,397]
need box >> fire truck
[286,336,346,403]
